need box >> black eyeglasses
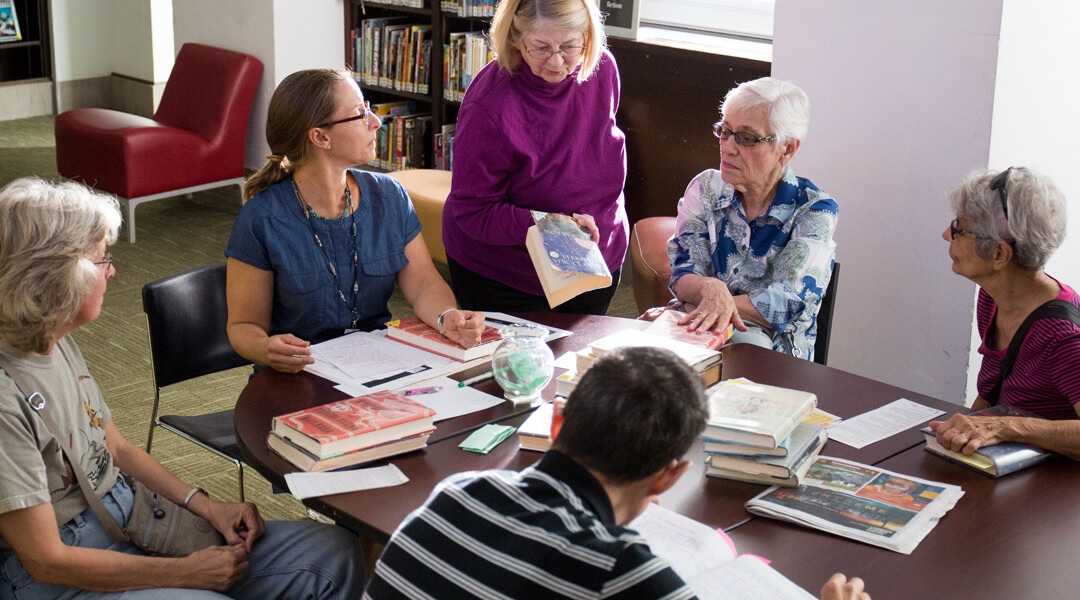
[949,219,976,240]
[94,253,113,270]
[713,121,776,147]
[990,167,1013,220]
[315,101,375,129]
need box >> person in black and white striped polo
[364,346,869,600]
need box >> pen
[403,386,442,396]
[458,371,495,387]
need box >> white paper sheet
[827,398,945,449]
[285,464,409,499]
[392,377,504,422]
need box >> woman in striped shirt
[931,167,1080,459]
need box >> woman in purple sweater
[931,168,1080,460]
[442,0,628,315]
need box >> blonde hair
[0,178,121,353]
[243,68,353,203]
[489,0,606,83]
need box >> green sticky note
[459,424,517,454]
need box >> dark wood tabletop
[235,315,967,545]
[726,447,1080,599]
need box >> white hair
[721,77,810,146]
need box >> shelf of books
[346,0,494,172]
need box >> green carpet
[0,115,640,525]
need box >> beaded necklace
[294,179,361,332]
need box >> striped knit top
[364,450,694,599]
[976,278,1080,419]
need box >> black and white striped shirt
[364,450,695,599]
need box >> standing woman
[227,69,485,373]
[932,168,1080,459]
[442,0,628,315]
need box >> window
[638,0,774,42]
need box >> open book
[745,457,965,554]
[525,210,612,308]
[630,504,814,599]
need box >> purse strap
[0,355,130,545]
[986,299,1080,406]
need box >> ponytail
[242,154,292,204]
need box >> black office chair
[813,261,840,366]
[143,263,251,500]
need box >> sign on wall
[600,0,639,40]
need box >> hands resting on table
[822,573,870,600]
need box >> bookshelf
[344,0,492,171]
[0,0,50,84]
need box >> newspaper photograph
[744,456,964,554]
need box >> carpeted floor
[0,115,640,524]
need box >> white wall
[771,0,1004,402]
[109,0,155,81]
[51,0,112,81]
[172,0,344,169]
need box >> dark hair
[553,346,708,484]
[242,68,352,203]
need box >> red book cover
[644,310,734,350]
[385,317,501,361]
[272,390,435,458]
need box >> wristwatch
[436,309,455,335]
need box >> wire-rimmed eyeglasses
[94,253,113,271]
[316,101,376,129]
[713,121,776,147]
[522,42,584,62]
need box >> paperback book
[579,329,722,387]
[272,390,436,459]
[644,309,734,350]
[268,430,430,472]
[745,457,965,554]
[385,317,502,362]
[0,0,21,42]
[630,503,815,599]
[517,401,554,452]
[704,380,817,449]
[525,211,612,308]
[921,404,1053,477]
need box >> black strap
[0,356,130,544]
[986,299,1080,405]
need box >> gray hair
[721,77,810,146]
[947,167,1066,270]
[0,178,121,353]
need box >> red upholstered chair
[55,44,263,242]
[629,216,678,314]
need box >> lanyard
[294,180,361,331]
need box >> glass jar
[490,325,555,403]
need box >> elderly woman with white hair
[665,77,838,360]
[0,178,363,598]
[931,167,1080,460]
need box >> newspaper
[745,456,964,554]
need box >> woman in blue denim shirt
[226,69,485,373]
[665,77,838,361]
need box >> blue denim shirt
[668,168,838,360]
[226,169,421,346]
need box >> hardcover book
[272,390,436,459]
[706,423,827,479]
[704,380,816,449]
[705,448,818,488]
[517,402,554,452]
[579,329,723,387]
[644,309,734,350]
[921,404,1053,477]
[525,211,612,308]
[267,430,430,472]
[385,317,502,362]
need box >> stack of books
[268,390,436,472]
[702,380,824,486]
[564,329,722,397]
[385,317,502,361]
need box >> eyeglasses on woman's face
[316,101,377,129]
[521,42,584,62]
[949,219,977,240]
[713,121,776,147]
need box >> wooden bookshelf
[0,0,50,83]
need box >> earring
[327,143,332,150]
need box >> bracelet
[436,309,455,335]
[183,487,206,508]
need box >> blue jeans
[0,478,364,600]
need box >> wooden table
[727,447,1080,599]
[235,315,963,544]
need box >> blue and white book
[525,210,612,308]
[921,404,1053,477]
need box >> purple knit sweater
[442,49,628,296]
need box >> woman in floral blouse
[666,77,837,361]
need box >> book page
[686,555,816,600]
[630,503,737,583]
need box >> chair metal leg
[145,389,162,453]
[235,460,245,503]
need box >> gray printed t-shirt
[0,336,119,551]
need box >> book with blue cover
[706,423,827,479]
[525,211,612,308]
[921,404,1053,477]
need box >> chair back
[813,261,840,366]
[142,263,250,389]
[154,43,263,174]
